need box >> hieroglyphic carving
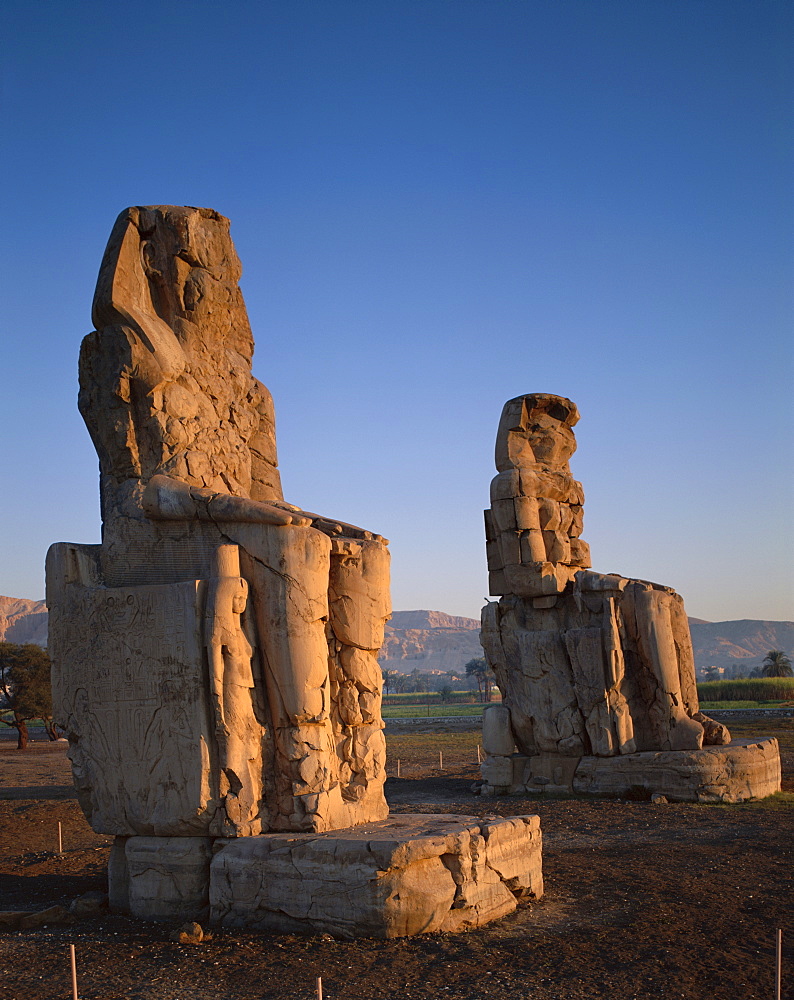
[49,552,216,836]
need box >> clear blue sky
[1,0,792,622]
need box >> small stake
[439,750,443,770]
[70,944,78,1000]
[58,821,63,854]
[317,975,323,1000]
[776,928,782,1000]
[397,759,401,778]
[477,744,482,763]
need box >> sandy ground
[0,718,792,1000]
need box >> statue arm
[142,474,311,526]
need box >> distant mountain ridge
[380,610,482,673]
[687,619,794,676]
[1,596,791,678]
[380,610,794,677]
[387,610,480,631]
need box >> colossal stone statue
[479,394,781,802]
[46,208,544,934]
[49,206,390,837]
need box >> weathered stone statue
[48,206,390,838]
[479,394,781,802]
[47,207,543,934]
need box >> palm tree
[761,650,793,678]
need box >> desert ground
[1,717,792,1000]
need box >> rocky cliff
[0,596,49,646]
[379,610,483,673]
[688,619,794,676]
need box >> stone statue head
[79,206,281,502]
[495,393,579,473]
[92,205,254,364]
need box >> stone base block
[123,837,213,921]
[109,814,543,937]
[480,738,781,803]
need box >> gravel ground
[0,718,792,1000]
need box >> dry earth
[1,717,792,1000]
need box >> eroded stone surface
[125,837,212,922]
[481,394,726,760]
[479,394,781,802]
[106,815,542,936]
[480,739,780,803]
[572,738,781,803]
[48,207,390,836]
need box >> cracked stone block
[480,755,513,788]
[125,837,212,921]
[209,814,543,937]
[479,739,780,802]
[572,737,781,803]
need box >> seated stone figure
[481,393,728,764]
[47,206,390,838]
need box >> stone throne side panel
[47,542,274,837]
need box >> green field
[697,677,794,704]
[7,675,792,732]
[699,701,791,710]
[382,702,487,718]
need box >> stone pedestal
[109,814,543,937]
[479,738,781,803]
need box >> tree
[464,657,495,703]
[0,643,55,749]
[437,683,454,704]
[761,650,793,678]
[381,668,397,696]
[409,668,427,694]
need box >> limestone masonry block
[125,837,213,922]
[571,738,781,803]
[482,705,516,757]
[210,815,543,937]
[106,816,543,937]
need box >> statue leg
[222,522,335,830]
